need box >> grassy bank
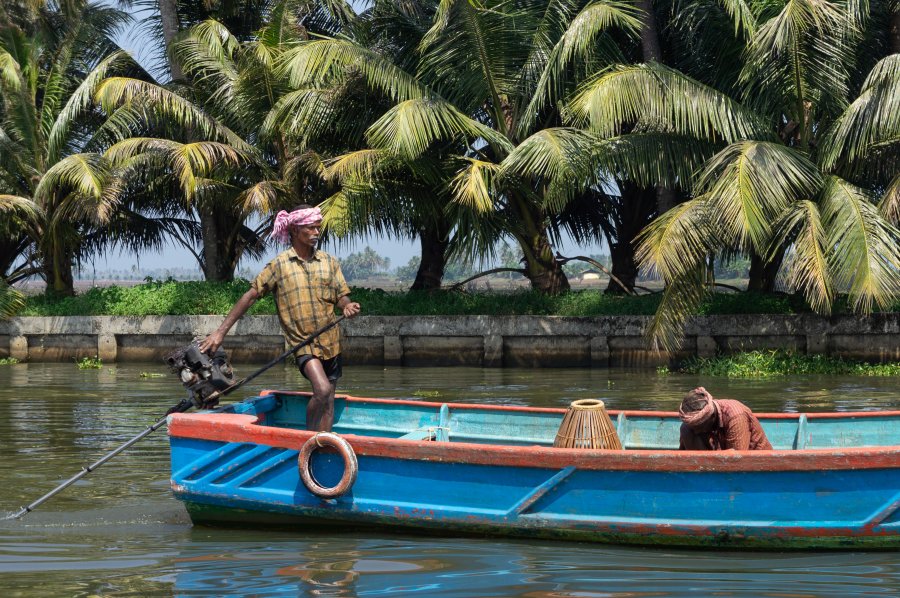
[18,279,816,317]
[680,351,900,378]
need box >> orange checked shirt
[252,248,351,359]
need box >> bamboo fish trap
[553,399,622,450]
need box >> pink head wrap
[679,387,718,430]
[270,207,323,244]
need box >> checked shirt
[252,248,351,359]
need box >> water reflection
[167,532,900,597]
[1,363,900,596]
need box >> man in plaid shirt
[201,205,361,431]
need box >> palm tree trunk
[411,219,450,290]
[199,206,236,282]
[158,3,231,280]
[44,239,75,296]
[636,0,662,62]
[510,199,569,294]
[520,231,569,293]
[158,0,184,82]
[606,182,656,294]
[637,0,681,224]
[747,249,785,292]
[891,8,900,54]
[656,185,677,214]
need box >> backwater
[1,363,899,596]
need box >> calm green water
[1,363,900,596]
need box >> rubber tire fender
[298,432,358,498]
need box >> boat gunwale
[167,392,900,473]
[260,390,900,421]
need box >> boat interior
[222,391,898,450]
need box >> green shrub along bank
[19,280,825,317]
[680,351,900,378]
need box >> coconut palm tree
[93,2,356,281]
[275,0,644,293]
[0,1,137,295]
[284,1,474,290]
[571,0,900,349]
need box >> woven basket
[553,399,622,450]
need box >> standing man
[200,204,360,431]
[678,387,772,450]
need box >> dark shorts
[296,354,343,382]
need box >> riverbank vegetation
[3,1,900,350]
[19,280,817,317]
[681,351,900,378]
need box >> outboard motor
[164,341,235,413]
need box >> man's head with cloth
[679,387,719,432]
[270,204,323,244]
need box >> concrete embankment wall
[2,314,899,366]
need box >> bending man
[678,387,772,450]
[200,204,360,431]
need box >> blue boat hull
[168,392,900,549]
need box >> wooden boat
[168,391,900,549]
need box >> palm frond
[500,127,596,183]
[771,200,832,313]
[35,152,109,204]
[635,196,716,282]
[695,141,821,253]
[716,0,758,36]
[278,39,428,104]
[0,280,26,320]
[366,98,513,160]
[878,174,900,224]
[0,49,23,91]
[499,127,596,211]
[47,51,130,163]
[741,0,851,122]
[105,138,244,201]
[94,77,254,153]
[644,267,709,352]
[174,20,241,110]
[237,180,281,215]
[104,137,182,164]
[820,176,900,312]
[319,180,417,239]
[323,149,391,183]
[516,0,583,100]
[284,150,327,186]
[820,55,900,176]
[320,188,355,237]
[569,63,771,143]
[171,142,244,200]
[518,0,642,136]
[0,194,43,222]
[262,88,337,142]
[417,0,526,125]
[593,133,714,191]
[450,157,500,213]
[180,19,240,69]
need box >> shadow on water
[1,363,899,595]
